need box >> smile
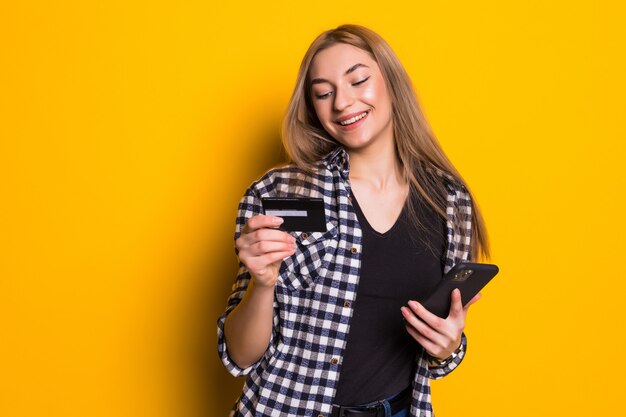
[337,111,369,126]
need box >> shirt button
[351,246,358,254]
[301,232,308,240]
[343,301,351,308]
[330,357,339,365]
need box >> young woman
[217,24,489,417]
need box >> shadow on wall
[182,122,287,417]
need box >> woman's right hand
[225,215,295,369]
[235,215,296,288]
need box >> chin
[337,138,374,151]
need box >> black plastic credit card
[261,197,326,232]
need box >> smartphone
[261,197,326,232]
[420,262,499,318]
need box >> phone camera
[452,269,474,282]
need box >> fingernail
[273,217,284,224]
[408,300,418,309]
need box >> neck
[347,136,405,190]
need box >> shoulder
[240,146,344,202]
[434,172,473,267]
[426,166,471,208]
[246,162,332,198]
[445,179,471,210]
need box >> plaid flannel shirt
[217,147,473,417]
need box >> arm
[217,186,296,375]
[223,215,295,369]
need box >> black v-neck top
[333,192,446,405]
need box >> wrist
[249,271,278,289]
[249,278,276,294]
[427,340,463,367]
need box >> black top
[333,192,446,405]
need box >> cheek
[361,81,391,110]
[360,84,378,102]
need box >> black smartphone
[261,197,326,232]
[420,262,499,318]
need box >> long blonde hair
[282,24,489,260]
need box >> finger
[401,307,446,347]
[463,292,482,313]
[238,228,295,248]
[253,228,296,244]
[404,323,439,357]
[261,250,295,265]
[407,300,445,331]
[248,240,296,257]
[247,250,295,272]
[243,215,284,234]
[448,288,464,319]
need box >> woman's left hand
[401,289,481,360]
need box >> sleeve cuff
[216,307,263,377]
[426,332,467,379]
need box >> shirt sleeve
[425,332,467,379]
[216,184,280,377]
[427,178,474,379]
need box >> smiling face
[308,43,394,152]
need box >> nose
[333,85,354,112]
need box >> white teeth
[339,111,367,126]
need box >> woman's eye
[352,76,370,86]
[315,91,332,100]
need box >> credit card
[261,197,326,232]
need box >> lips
[336,111,369,126]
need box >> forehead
[309,43,378,79]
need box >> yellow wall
[2,1,624,416]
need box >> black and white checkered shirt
[217,147,473,417]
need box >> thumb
[448,288,463,319]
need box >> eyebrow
[310,63,369,85]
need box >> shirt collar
[322,146,461,191]
[323,146,350,179]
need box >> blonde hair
[282,24,489,260]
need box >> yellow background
[2,1,625,416]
